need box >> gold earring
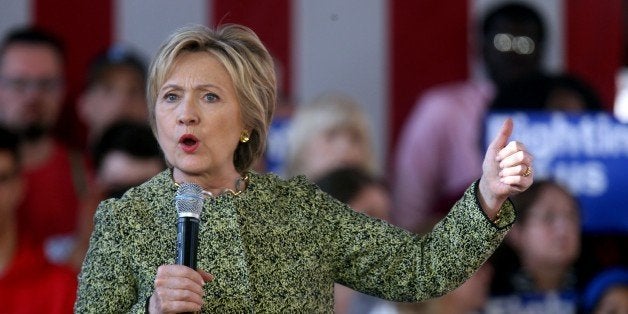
[240,130,250,143]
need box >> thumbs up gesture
[479,118,533,219]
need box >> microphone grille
[175,183,204,218]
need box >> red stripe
[34,0,112,99]
[389,1,469,156]
[34,0,112,147]
[624,1,628,67]
[212,0,292,97]
[566,0,622,110]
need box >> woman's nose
[177,99,199,125]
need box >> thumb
[197,268,214,283]
[488,117,513,152]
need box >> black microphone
[175,183,204,270]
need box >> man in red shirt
[0,27,93,265]
[0,126,76,313]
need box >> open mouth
[179,134,200,153]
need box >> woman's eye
[204,93,219,102]
[163,93,179,102]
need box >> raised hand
[478,118,533,219]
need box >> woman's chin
[172,164,206,177]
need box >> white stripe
[293,0,389,172]
[115,0,209,62]
[0,0,32,37]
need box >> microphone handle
[176,216,200,270]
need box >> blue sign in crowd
[486,111,628,233]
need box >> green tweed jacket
[75,170,514,313]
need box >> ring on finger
[523,165,532,177]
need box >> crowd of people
[0,26,164,312]
[0,1,626,313]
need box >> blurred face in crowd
[349,183,391,222]
[0,43,64,139]
[79,65,147,136]
[0,150,23,226]
[483,16,543,85]
[514,184,581,269]
[155,51,244,182]
[302,127,368,179]
[594,286,628,314]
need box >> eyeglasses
[0,77,62,94]
[493,33,536,55]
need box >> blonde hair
[146,24,276,173]
[285,92,376,178]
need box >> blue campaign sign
[485,111,628,233]
[265,116,291,176]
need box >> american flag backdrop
[0,0,622,171]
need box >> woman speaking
[75,24,533,313]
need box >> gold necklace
[173,174,249,198]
